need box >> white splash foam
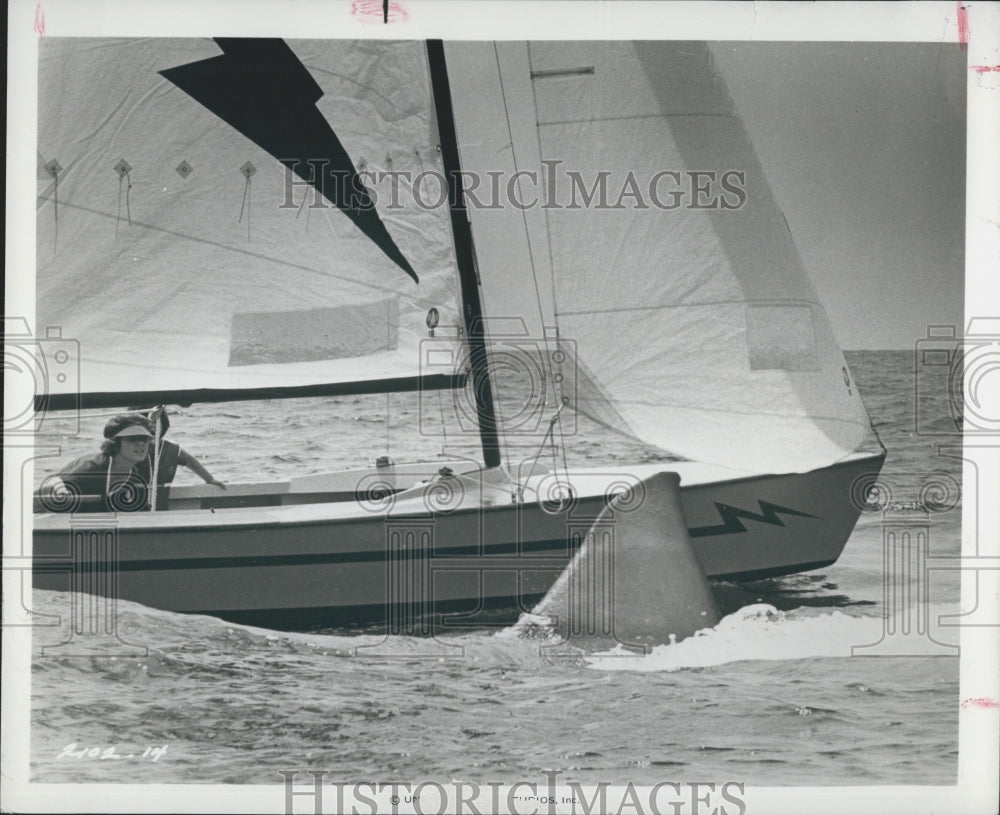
[587,603,961,671]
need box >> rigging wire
[385,391,391,457]
[519,401,565,500]
[52,171,59,251]
[150,408,162,512]
[47,195,443,313]
[435,387,450,455]
[126,170,132,225]
[492,42,572,489]
[294,178,311,230]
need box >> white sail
[36,39,461,405]
[448,41,872,475]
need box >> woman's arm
[178,449,226,488]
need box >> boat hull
[33,452,885,630]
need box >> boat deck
[34,449,884,531]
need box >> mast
[426,40,502,469]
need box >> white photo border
[4,1,998,813]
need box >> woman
[132,406,226,490]
[50,414,157,512]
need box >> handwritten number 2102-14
[57,743,168,761]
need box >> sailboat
[32,38,885,631]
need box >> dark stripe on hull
[31,537,578,573]
[32,452,886,629]
[125,557,838,631]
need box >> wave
[585,603,962,671]
[29,590,962,683]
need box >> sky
[713,42,967,350]
[454,39,968,352]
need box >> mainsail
[38,38,874,476]
[36,39,462,408]
[447,41,873,475]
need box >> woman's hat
[104,413,154,439]
[127,405,170,434]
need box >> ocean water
[27,350,964,786]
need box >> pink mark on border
[960,697,999,709]
[351,0,408,24]
[972,65,1000,74]
[957,2,970,47]
[34,2,45,36]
